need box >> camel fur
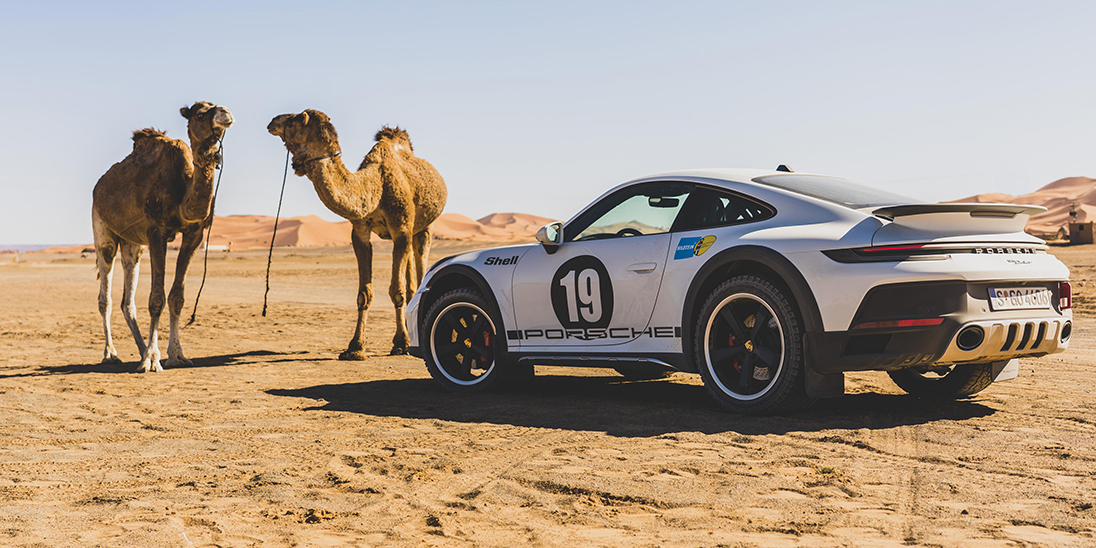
[267,109,447,358]
[92,102,234,372]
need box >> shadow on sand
[268,373,997,437]
[0,350,328,378]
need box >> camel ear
[180,106,193,120]
[298,111,309,126]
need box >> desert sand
[953,176,1096,236]
[0,240,1093,547]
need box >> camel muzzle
[267,114,292,136]
[213,112,234,129]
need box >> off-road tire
[888,363,995,399]
[423,288,506,392]
[693,275,815,414]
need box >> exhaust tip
[1061,321,1072,343]
[957,325,985,351]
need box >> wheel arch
[421,264,512,354]
[682,245,843,398]
[683,245,822,337]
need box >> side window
[673,186,775,231]
[566,183,693,242]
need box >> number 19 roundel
[551,256,614,329]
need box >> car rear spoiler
[872,203,1047,221]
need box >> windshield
[753,174,918,209]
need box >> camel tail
[374,126,413,152]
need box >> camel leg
[389,230,414,355]
[93,211,121,364]
[339,224,373,361]
[410,226,431,293]
[119,241,146,358]
[138,229,167,373]
[165,228,203,368]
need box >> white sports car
[406,168,1073,414]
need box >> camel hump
[132,127,168,143]
[374,126,413,152]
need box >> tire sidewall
[693,275,809,414]
[423,288,503,392]
[888,363,994,399]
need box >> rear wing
[872,203,1046,221]
[870,203,1047,245]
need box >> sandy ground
[0,241,1093,547]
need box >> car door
[510,182,693,348]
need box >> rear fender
[681,245,843,398]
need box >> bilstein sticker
[674,235,716,260]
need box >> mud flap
[804,335,843,398]
[991,358,1019,383]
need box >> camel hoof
[135,360,163,373]
[339,350,366,361]
[101,355,123,365]
[164,356,193,368]
[389,346,408,356]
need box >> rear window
[753,174,918,209]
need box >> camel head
[267,109,341,176]
[180,101,234,145]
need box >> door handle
[627,262,658,273]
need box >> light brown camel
[267,110,447,358]
[92,102,234,372]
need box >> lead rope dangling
[263,149,291,317]
[187,137,225,326]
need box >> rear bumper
[808,279,1072,373]
[935,316,1070,365]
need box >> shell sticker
[674,235,717,260]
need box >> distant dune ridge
[38,212,557,252]
[213,212,556,249]
[951,176,1096,236]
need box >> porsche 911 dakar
[405,168,1073,414]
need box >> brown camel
[92,102,234,372]
[267,110,447,358]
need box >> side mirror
[535,221,563,248]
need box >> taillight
[1060,281,1072,310]
[861,245,926,253]
[851,318,945,330]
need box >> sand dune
[39,212,554,252]
[953,176,1096,236]
[476,212,557,233]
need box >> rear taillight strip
[823,244,1044,263]
[1060,281,1072,310]
[851,318,945,330]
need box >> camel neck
[179,139,219,223]
[302,156,380,221]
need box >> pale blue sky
[1,1,1093,244]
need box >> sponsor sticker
[674,235,716,260]
[483,255,519,266]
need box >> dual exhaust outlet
[955,320,1072,352]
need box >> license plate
[988,287,1052,311]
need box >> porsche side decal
[507,326,681,341]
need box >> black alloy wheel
[694,275,813,414]
[424,288,502,391]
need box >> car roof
[626,165,824,187]
[627,168,789,186]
